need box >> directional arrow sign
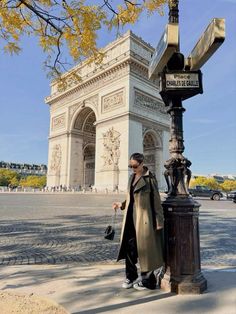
[188,18,225,70]
[148,23,179,79]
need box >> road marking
[203,268,236,273]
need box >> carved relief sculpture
[51,113,66,131]
[50,144,62,174]
[135,91,167,115]
[102,90,124,113]
[102,127,121,169]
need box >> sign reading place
[165,73,200,89]
[160,71,203,101]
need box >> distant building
[211,175,224,184]
[0,161,47,176]
[192,173,236,183]
[222,175,236,181]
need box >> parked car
[227,190,236,203]
[188,185,223,200]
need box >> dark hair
[130,153,144,164]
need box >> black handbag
[104,212,116,240]
[104,225,115,240]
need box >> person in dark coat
[113,153,164,290]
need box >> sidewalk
[0,263,235,314]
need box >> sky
[0,0,235,176]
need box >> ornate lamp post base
[161,273,207,295]
[161,196,207,294]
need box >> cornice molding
[48,131,70,140]
[94,111,130,126]
[47,57,160,110]
[128,112,170,132]
[46,31,156,107]
[133,88,168,116]
[46,60,130,106]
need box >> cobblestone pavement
[0,193,235,266]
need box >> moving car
[188,185,223,200]
[226,190,236,203]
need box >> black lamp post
[160,0,207,294]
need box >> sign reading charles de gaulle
[160,70,203,102]
[165,72,200,88]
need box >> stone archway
[143,131,162,183]
[83,144,95,187]
[71,107,96,188]
[143,132,157,175]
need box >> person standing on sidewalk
[112,153,164,290]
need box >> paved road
[0,193,235,266]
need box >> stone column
[67,133,84,188]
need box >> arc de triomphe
[45,31,170,191]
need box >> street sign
[188,18,225,70]
[160,70,203,103]
[148,23,179,79]
[165,72,200,89]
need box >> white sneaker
[122,278,133,289]
[133,281,147,291]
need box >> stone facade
[46,31,170,191]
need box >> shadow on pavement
[0,214,123,265]
[72,292,174,314]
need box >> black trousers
[125,237,138,282]
[125,237,157,289]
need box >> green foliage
[190,176,221,190]
[0,169,20,186]
[20,175,46,188]
[220,180,236,192]
[190,176,206,188]
[0,169,46,188]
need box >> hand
[112,202,122,211]
[156,224,163,230]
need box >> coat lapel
[133,168,150,193]
[127,173,135,192]
[134,176,147,193]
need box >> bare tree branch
[19,0,62,33]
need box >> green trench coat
[117,169,164,272]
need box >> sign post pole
[154,0,208,294]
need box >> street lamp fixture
[149,0,224,294]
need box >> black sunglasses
[128,163,140,169]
